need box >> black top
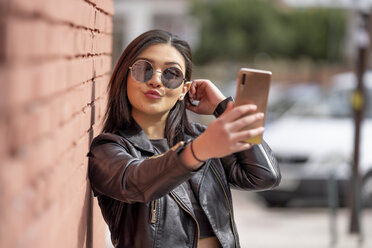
[150,138,215,239]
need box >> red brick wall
[0,0,113,247]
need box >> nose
[147,70,162,88]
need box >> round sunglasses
[129,60,186,89]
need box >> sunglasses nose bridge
[146,69,163,87]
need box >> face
[127,44,190,121]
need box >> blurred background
[1,0,372,247]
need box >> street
[232,190,372,248]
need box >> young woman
[88,29,280,248]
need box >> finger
[193,83,207,100]
[192,79,210,85]
[188,83,196,99]
[189,82,201,101]
[222,101,234,114]
[231,127,265,143]
[231,142,253,153]
[229,112,264,132]
[186,101,198,112]
[221,104,258,122]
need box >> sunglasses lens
[162,67,184,89]
[131,60,153,82]
[130,60,185,89]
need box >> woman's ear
[179,81,191,101]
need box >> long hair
[103,30,196,146]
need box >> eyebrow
[136,57,183,69]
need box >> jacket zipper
[150,200,157,224]
[210,165,239,248]
[170,192,200,248]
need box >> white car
[258,72,372,207]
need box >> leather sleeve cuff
[213,96,234,118]
[171,139,192,153]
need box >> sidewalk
[232,190,372,248]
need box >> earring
[179,95,184,101]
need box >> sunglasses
[129,60,186,89]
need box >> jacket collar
[117,121,155,154]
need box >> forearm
[88,134,196,203]
[179,97,235,170]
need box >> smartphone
[234,68,271,144]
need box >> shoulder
[90,132,127,150]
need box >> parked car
[258,72,372,207]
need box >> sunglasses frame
[129,59,186,89]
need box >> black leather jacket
[88,100,281,248]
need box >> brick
[0,8,7,65]
[45,0,95,30]
[105,12,113,34]
[7,76,92,151]
[5,16,49,63]
[67,57,94,88]
[54,107,91,157]
[0,128,91,221]
[9,0,46,16]
[0,67,8,110]
[7,80,91,149]
[6,59,93,110]
[53,0,96,30]
[94,74,109,99]
[0,159,32,245]
[5,17,95,62]
[93,54,111,77]
[0,117,6,161]
[8,102,53,150]
[15,170,90,247]
[6,106,92,189]
[7,64,43,107]
[9,0,100,31]
[55,82,92,126]
[95,0,114,16]
[94,95,107,127]
[95,10,113,34]
[46,23,76,58]
[74,28,94,55]
[69,0,95,30]
[7,59,68,107]
[40,135,90,213]
[93,33,112,55]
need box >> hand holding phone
[234,68,271,144]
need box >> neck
[132,111,168,139]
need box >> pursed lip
[144,90,161,99]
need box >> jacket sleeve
[220,140,281,190]
[213,97,281,191]
[88,133,195,203]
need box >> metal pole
[349,10,369,235]
[328,173,338,246]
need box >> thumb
[221,101,234,115]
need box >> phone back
[234,68,271,144]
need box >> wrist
[190,140,206,163]
[178,139,204,170]
[191,135,210,162]
[213,96,234,117]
